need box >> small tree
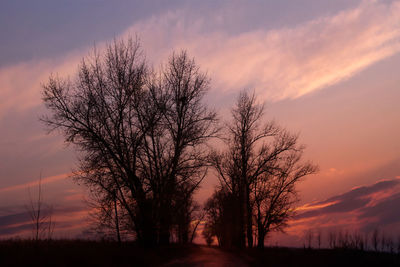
[305,229,314,249]
[189,209,205,243]
[328,230,337,249]
[372,228,380,252]
[26,173,55,241]
[202,222,214,246]
[316,230,322,249]
[203,188,234,247]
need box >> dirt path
[162,246,250,267]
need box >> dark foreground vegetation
[242,247,400,267]
[1,240,399,267]
[0,240,196,267]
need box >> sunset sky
[1,0,399,245]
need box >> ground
[163,246,251,267]
[1,240,400,266]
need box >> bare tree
[372,228,380,252]
[203,188,234,247]
[305,229,314,249]
[42,38,217,246]
[202,222,214,246]
[253,146,317,248]
[26,173,55,241]
[316,229,322,249]
[363,232,369,251]
[136,50,218,245]
[208,91,317,248]
[43,38,155,245]
[189,209,205,243]
[328,230,337,249]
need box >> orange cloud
[296,200,339,212]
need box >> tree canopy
[42,38,316,248]
[207,91,318,248]
[42,38,218,246]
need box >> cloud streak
[1,1,400,118]
[263,176,400,248]
[0,205,88,238]
[0,173,69,193]
[296,178,400,220]
[269,177,400,246]
[0,52,83,119]
[124,0,400,101]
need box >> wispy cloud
[0,173,69,193]
[1,1,399,118]
[0,53,83,118]
[125,0,400,101]
[0,205,88,238]
[297,178,400,220]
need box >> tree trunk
[246,185,253,248]
[256,211,265,249]
[235,192,246,248]
[138,198,157,247]
[158,201,171,245]
[257,232,265,249]
[158,225,170,245]
[114,196,121,246]
[257,225,265,249]
[190,219,201,243]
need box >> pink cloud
[0,173,70,193]
[122,0,400,101]
[1,0,400,120]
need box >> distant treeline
[303,228,400,253]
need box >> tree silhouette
[207,91,317,248]
[202,222,214,246]
[204,188,235,247]
[26,173,55,241]
[86,188,131,244]
[42,38,218,246]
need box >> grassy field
[1,240,400,266]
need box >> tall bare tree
[42,38,217,246]
[139,52,219,244]
[208,91,317,248]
